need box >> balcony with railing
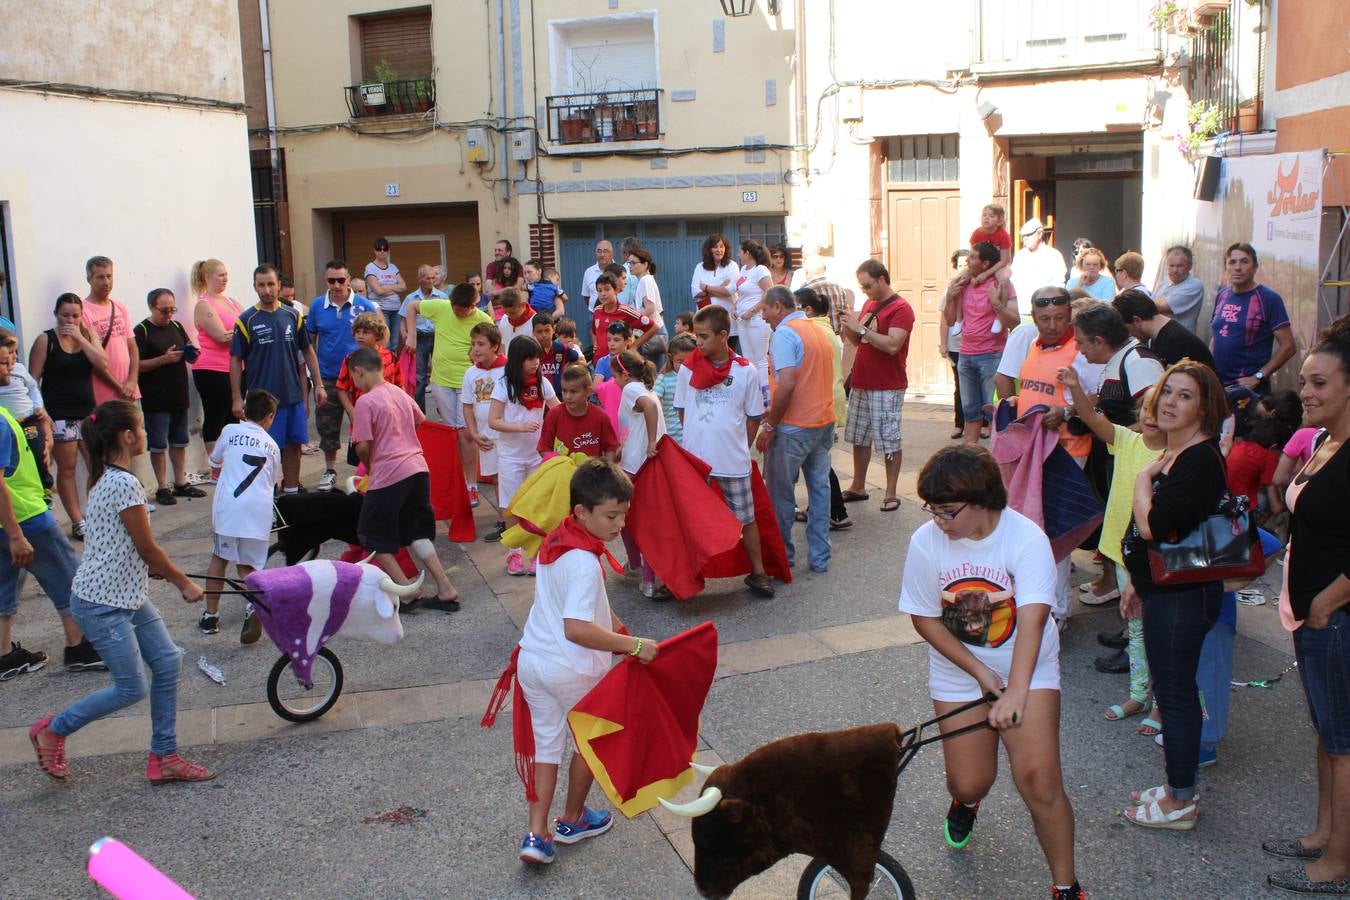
[546,89,662,146]
[973,0,1161,72]
[345,78,436,118]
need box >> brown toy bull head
[660,723,904,900]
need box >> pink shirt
[351,381,428,489]
[82,298,140,403]
[1283,427,1317,465]
[194,294,242,373]
[958,280,1007,356]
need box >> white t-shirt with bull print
[898,508,1061,702]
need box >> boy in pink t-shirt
[348,347,461,610]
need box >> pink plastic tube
[87,838,193,899]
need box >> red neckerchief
[684,346,748,390]
[507,307,534,329]
[537,515,623,572]
[520,373,544,410]
[489,353,507,369]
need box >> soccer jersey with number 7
[210,421,282,541]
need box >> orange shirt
[1016,338,1091,458]
[770,316,837,429]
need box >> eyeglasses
[155,307,178,314]
[1032,294,1071,308]
[922,502,968,521]
[327,277,348,285]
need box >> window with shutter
[358,7,433,82]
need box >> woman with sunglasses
[899,445,1082,900]
[1119,360,1230,831]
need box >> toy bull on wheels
[658,696,994,900]
[200,559,423,722]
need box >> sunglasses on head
[1033,294,1070,308]
[327,277,348,285]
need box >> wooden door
[887,189,961,396]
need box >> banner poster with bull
[1193,148,1325,385]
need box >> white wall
[0,90,258,347]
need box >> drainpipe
[494,0,511,203]
[510,0,525,188]
[258,0,279,170]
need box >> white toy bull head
[244,559,422,684]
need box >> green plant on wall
[1185,100,1223,154]
[1150,0,1179,29]
[372,60,399,87]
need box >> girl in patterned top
[30,401,214,784]
[654,333,696,445]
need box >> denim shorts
[143,408,190,452]
[1295,608,1350,755]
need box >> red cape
[628,438,791,599]
[569,621,719,816]
[703,460,792,582]
[416,421,476,543]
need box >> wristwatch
[855,324,867,337]
[1253,371,1265,382]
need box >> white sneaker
[1079,585,1121,606]
[318,470,337,491]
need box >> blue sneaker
[553,807,613,845]
[519,832,554,864]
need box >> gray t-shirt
[1155,274,1205,334]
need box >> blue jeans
[1141,582,1221,800]
[383,310,402,352]
[767,424,833,571]
[51,597,184,755]
[414,331,435,412]
[956,351,1001,422]
[1198,592,1237,750]
[0,517,79,617]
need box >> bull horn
[340,476,361,496]
[658,786,722,818]
[380,570,425,598]
[357,552,376,566]
[690,762,718,776]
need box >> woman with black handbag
[1120,360,1232,830]
[1264,317,1350,894]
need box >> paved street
[1,404,1311,899]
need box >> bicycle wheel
[267,648,344,722]
[796,850,916,900]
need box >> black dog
[269,490,364,565]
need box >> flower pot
[636,118,658,138]
[615,119,637,140]
[560,116,591,144]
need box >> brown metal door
[887,189,961,396]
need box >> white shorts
[927,613,1062,702]
[429,384,465,428]
[214,533,269,570]
[517,651,604,765]
[496,454,537,514]
[475,413,498,477]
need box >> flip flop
[880,498,901,512]
[840,490,869,503]
[1137,716,1162,737]
[1105,699,1151,721]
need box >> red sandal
[147,752,216,784]
[29,714,69,781]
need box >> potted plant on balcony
[559,110,592,143]
[633,94,658,139]
[1181,100,1223,158]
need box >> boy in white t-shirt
[674,305,774,598]
[202,389,281,641]
[462,321,507,539]
[505,460,659,864]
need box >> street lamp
[721,0,778,15]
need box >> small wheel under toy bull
[266,647,344,722]
[796,850,915,900]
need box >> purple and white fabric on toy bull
[245,561,361,687]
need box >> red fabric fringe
[481,645,537,804]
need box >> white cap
[1020,217,1045,237]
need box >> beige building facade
[263,0,796,319]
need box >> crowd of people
[4,220,1350,897]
